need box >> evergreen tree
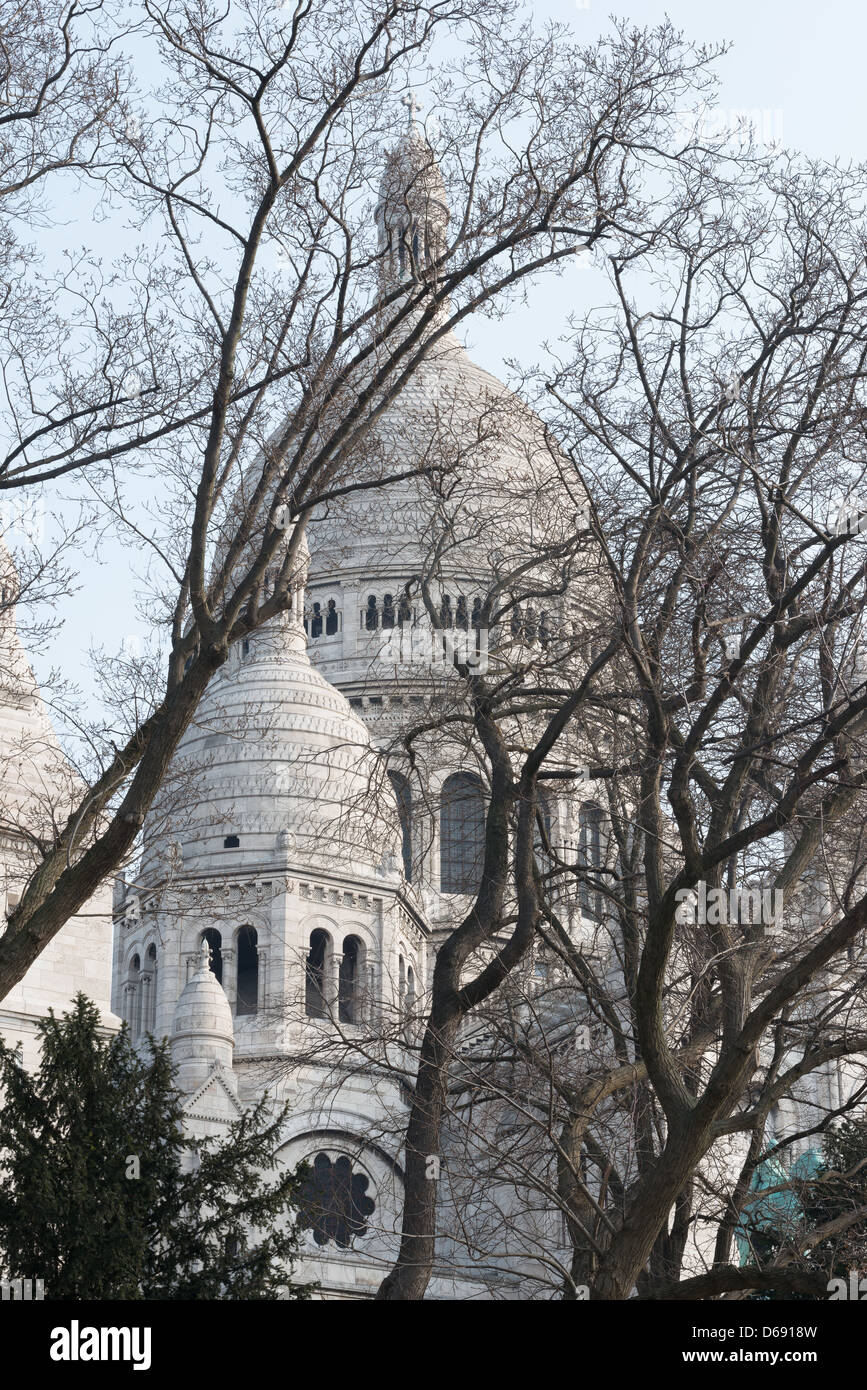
[743,1121,867,1298]
[0,994,314,1299]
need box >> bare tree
[0,5,716,1019]
[368,149,867,1299]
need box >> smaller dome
[171,940,234,1089]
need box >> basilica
[0,106,851,1300]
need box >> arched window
[440,594,453,628]
[201,929,223,985]
[382,594,395,629]
[310,602,323,638]
[236,926,258,1016]
[388,770,412,882]
[325,599,339,635]
[440,772,485,895]
[298,1153,376,1248]
[365,595,378,630]
[456,595,468,630]
[579,803,604,918]
[398,593,411,626]
[305,929,331,1019]
[339,935,364,1025]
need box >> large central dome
[303,104,578,703]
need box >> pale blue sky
[21,0,867,726]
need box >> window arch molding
[304,925,334,1020]
[275,1129,407,1251]
[235,924,259,1016]
[439,771,486,895]
[338,933,367,1025]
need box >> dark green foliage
[743,1120,867,1299]
[0,993,313,1299]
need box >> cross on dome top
[400,89,423,128]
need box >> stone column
[139,971,153,1035]
[257,946,268,1012]
[122,982,136,1033]
[221,946,237,1012]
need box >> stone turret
[170,939,235,1093]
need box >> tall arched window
[440,772,485,895]
[325,599,339,635]
[339,935,364,1025]
[201,929,223,985]
[236,926,259,1016]
[305,929,331,1019]
[579,803,604,918]
[388,770,412,882]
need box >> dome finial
[400,88,423,130]
[376,90,449,295]
[199,937,212,972]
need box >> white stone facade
[0,544,119,1073]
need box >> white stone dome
[172,939,234,1046]
[142,607,401,879]
[0,538,81,843]
[307,327,576,589]
[170,939,234,1091]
